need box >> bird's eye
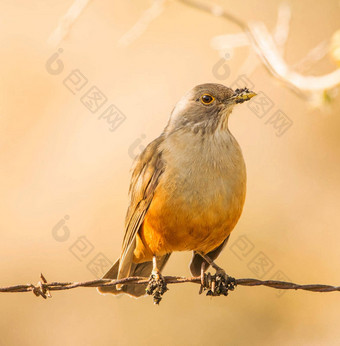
[200,94,215,105]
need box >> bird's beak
[231,88,257,104]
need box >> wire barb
[31,273,51,299]
[1,274,339,300]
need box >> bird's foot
[199,270,236,297]
[146,270,168,304]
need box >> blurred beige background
[1,0,340,345]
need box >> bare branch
[293,40,330,73]
[118,0,166,47]
[47,0,92,47]
[179,0,340,100]
[273,2,291,55]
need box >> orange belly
[132,184,244,263]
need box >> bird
[98,83,256,298]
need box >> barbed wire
[1,273,339,302]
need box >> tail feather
[97,254,171,297]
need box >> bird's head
[166,83,256,134]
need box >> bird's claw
[146,271,168,304]
[199,271,236,296]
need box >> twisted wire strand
[1,274,339,299]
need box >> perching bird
[98,83,256,298]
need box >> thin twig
[47,0,92,47]
[178,0,340,99]
[1,274,339,299]
[118,0,166,47]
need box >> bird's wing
[117,134,165,279]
